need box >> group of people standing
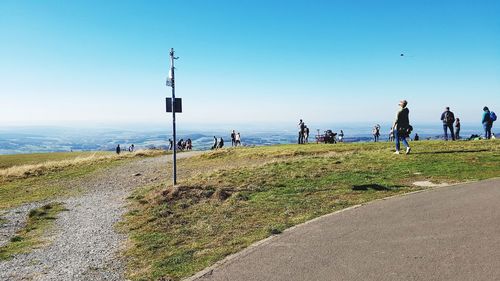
[440,106,496,141]
[391,100,496,154]
[230,130,242,147]
[298,119,310,144]
[440,107,461,141]
[211,136,224,150]
[115,144,135,154]
[168,138,192,151]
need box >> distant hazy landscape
[0,123,491,155]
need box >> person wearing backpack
[393,100,412,154]
[482,106,495,139]
[440,107,456,141]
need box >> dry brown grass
[0,149,165,181]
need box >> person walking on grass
[440,106,456,141]
[482,106,496,139]
[455,118,461,140]
[393,100,411,154]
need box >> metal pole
[170,48,177,186]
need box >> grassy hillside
[121,140,500,281]
[0,150,165,210]
[0,151,114,169]
[1,141,499,280]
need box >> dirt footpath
[0,152,201,281]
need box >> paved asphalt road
[190,178,500,281]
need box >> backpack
[490,112,497,122]
[398,125,413,137]
[444,111,454,124]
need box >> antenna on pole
[166,48,181,186]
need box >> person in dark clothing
[298,119,305,144]
[372,125,381,142]
[231,130,236,147]
[217,137,224,149]
[455,118,461,140]
[177,139,184,151]
[440,107,456,141]
[482,106,493,139]
[186,139,192,150]
[414,133,420,141]
[393,100,411,154]
[168,139,173,150]
[116,144,121,155]
[211,136,218,150]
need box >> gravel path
[0,152,201,281]
[0,202,46,248]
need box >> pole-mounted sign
[166,48,181,186]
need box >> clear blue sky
[1,0,499,127]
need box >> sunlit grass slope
[122,140,500,281]
[0,150,165,210]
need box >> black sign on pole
[166,98,182,113]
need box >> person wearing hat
[392,100,411,154]
[440,106,456,141]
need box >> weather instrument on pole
[166,48,181,186]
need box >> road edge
[183,177,500,281]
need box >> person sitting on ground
[393,100,411,154]
[455,118,461,140]
[414,133,420,141]
[440,106,456,141]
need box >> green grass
[0,150,165,210]
[121,140,500,281]
[0,163,106,210]
[0,151,114,169]
[0,202,68,260]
